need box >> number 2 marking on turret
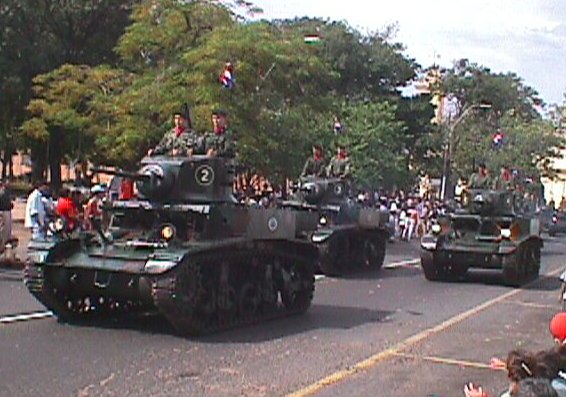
[195,165,215,186]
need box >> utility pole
[440,103,492,200]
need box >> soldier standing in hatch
[493,165,514,190]
[301,144,326,178]
[204,109,235,157]
[469,162,491,189]
[326,144,351,179]
[149,112,195,156]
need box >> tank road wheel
[217,284,238,328]
[238,282,261,321]
[318,234,349,276]
[24,263,136,323]
[362,235,386,271]
[420,250,445,282]
[152,260,213,336]
[280,259,314,314]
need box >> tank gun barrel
[91,167,153,181]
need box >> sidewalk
[1,200,29,268]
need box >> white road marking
[0,311,53,324]
[314,274,326,281]
[383,258,421,269]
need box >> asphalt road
[0,236,564,397]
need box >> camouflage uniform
[493,175,513,190]
[469,172,491,189]
[326,156,351,178]
[153,128,196,156]
[203,129,235,157]
[301,157,326,177]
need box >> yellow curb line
[287,268,563,397]
[392,352,506,371]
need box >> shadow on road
[337,266,422,281]
[439,269,562,292]
[204,304,395,343]
[62,304,395,343]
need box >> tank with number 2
[24,154,319,335]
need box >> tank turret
[283,175,389,276]
[299,176,350,206]
[95,154,236,204]
[464,189,515,216]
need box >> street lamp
[440,102,492,200]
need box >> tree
[0,0,136,181]
[21,65,130,187]
[338,101,409,189]
[433,58,563,184]
[273,18,417,100]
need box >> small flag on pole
[304,34,322,44]
[493,131,504,148]
[219,62,235,89]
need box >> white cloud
[252,0,566,104]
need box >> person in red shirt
[56,188,79,231]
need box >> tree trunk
[31,145,47,183]
[49,129,62,192]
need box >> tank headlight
[431,224,442,234]
[161,225,175,241]
[500,228,512,239]
[319,216,327,225]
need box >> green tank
[24,155,318,335]
[282,176,389,276]
[420,189,543,286]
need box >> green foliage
[338,101,410,189]
[440,58,562,182]
[453,116,562,179]
[442,59,542,120]
[274,18,417,100]
[21,64,131,164]
[11,1,562,193]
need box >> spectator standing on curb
[0,181,13,250]
[24,181,48,239]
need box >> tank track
[24,261,144,323]
[151,244,315,336]
[318,231,387,276]
[502,240,541,287]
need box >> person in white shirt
[24,182,49,240]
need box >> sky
[250,0,566,106]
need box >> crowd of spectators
[232,172,447,241]
[463,312,566,397]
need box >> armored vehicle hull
[284,177,389,276]
[420,189,542,286]
[25,156,319,335]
